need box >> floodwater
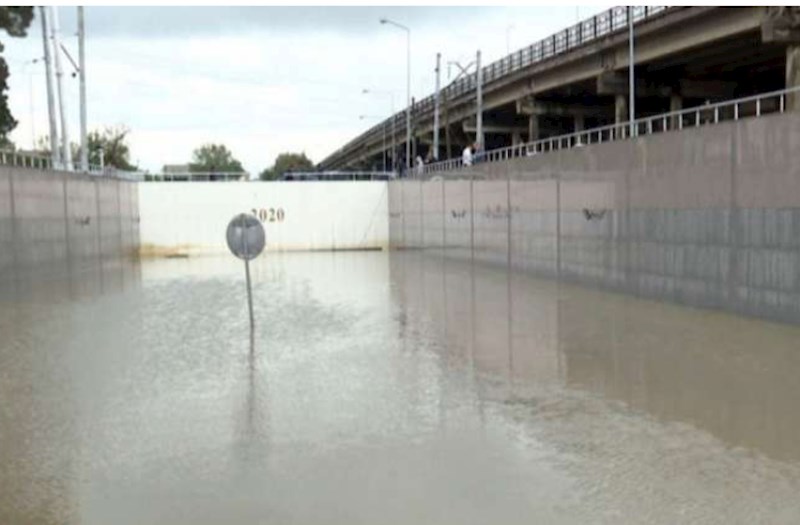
[2,251,800,524]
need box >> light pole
[628,6,635,138]
[448,55,483,148]
[78,6,88,173]
[359,115,387,173]
[362,88,396,171]
[506,24,514,54]
[21,58,42,150]
[39,7,60,168]
[379,17,410,172]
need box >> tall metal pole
[380,19,411,171]
[405,29,411,170]
[390,93,396,172]
[476,50,483,148]
[39,7,60,168]
[50,6,71,170]
[383,122,387,172]
[628,6,635,138]
[433,52,440,160]
[78,6,88,172]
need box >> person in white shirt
[415,155,424,177]
[462,145,473,167]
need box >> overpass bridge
[320,6,800,171]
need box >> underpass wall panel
[389,110,800,324]
[388,180,403,248]
[0,167,138,283]
[442,178,472,262]
[400,181,423,249]
[421,179,444,250]
[65,174,101,266]
[11,171,68,268]
[0,171,12,273]
[138,181,389,254]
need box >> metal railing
[328,5,674,166]
[145,171,249,182]
[0,150,53,170]
[421,86,800,176]
[0,149,144,180]
[279,171,395,181]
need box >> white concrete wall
[138,181,388,255]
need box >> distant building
[162,164,190,174]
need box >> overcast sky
[3,5,607,174]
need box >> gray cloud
[49,6,493,38]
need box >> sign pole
[227,213,266,336]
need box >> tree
[86,126,136,170]
[0,7,34,145]
[260,152,314,181]
[189,143,244,173]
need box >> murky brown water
[2,251,800,524]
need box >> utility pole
[50,6,71,170]
[78,6,88,172]
[628,6,635,138]
[433,52,441,160]
[39,7,60,168]
[476,50,483,148]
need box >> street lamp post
[380,18,410,173]
[628,6,636,138]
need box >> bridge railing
[145,171,249,182]
[422,86,800,176]
[0,149,145,180]
[331,5,673,166]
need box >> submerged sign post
[226,213,266,330]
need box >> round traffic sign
[226,213,266,260]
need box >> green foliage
[189,143,244,173]
[87,126,136,170]
[259,152,314,181]
[37,126,136,171]
[0,7,34,142]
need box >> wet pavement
[1,251,800,524]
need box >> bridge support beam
[615,94,628,138]
[787,45,800,110]
[574,114,585,132]
[528,116,539,142]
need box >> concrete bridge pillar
[670,93,683,129]
[787,45,800,110]
[615,94,628,138]
[528,116,539,142]
[574,114,585,133]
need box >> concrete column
[574,114,585,132]
[787,45,800,110]
[528,115,539,142]
[615,94,628,138]
[670,93,683,129]
[511,131,522,146]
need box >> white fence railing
[0,150,144,180]
[145,171,248,182]
[422,86,800,176]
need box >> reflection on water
[1,251,799,524]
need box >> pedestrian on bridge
[462,144,473,167]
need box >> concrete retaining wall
[0,167,139,281]
[389,111,800,324]
[138,181,388,255]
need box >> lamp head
[379,18,387,24]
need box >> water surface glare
[1,252,800,524]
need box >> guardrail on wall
[330,5,675,165]
[420,86,800,176]
[0,149,145,180]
